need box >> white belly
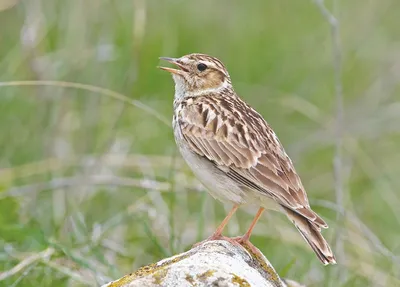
[180,142,247,204]
[173,122,245,204]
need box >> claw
[231,236,263,257]
[192,235,241,248]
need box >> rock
[102,240,304,287]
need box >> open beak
[158,57,188,75]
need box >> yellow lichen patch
[240,242,281,285]
[107,252,191,286]
[106,272,139,287]
[170,253,190,264]
[231,274,251,287]
[153,268,169,284]
[134,263,158,277]
[196,269,216,281]
[185,274,196,286]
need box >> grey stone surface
[102,240,304,287]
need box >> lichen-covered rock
[102,240,304,287]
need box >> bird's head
[159,53,232,98]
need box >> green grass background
[0,0,399,286]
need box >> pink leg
[233,207,265,254]
[208,204,240,240]
[193,204,240,247]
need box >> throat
[173,80,187,100]
[189,86,226,97]
[176,81,231,99]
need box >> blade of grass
[167,148,178,254]
[196,192,207,243]
[0,247,54,281]
[140,218,170,258]
[0,80,170,126]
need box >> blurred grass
[0,0,400,286]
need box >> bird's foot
[231,236,262,257]
[192,233,241,248]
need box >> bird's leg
[233,207,265,255]
[208,204,240,240]
[239,207,264,242]
[193,204,239,247]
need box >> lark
[159,53,336,265]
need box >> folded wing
[178,94,327,229]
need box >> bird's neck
[174,80,232,101]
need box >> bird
[159,53,336,265]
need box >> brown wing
[177,94,327,229]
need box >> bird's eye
[197,63,207,71]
